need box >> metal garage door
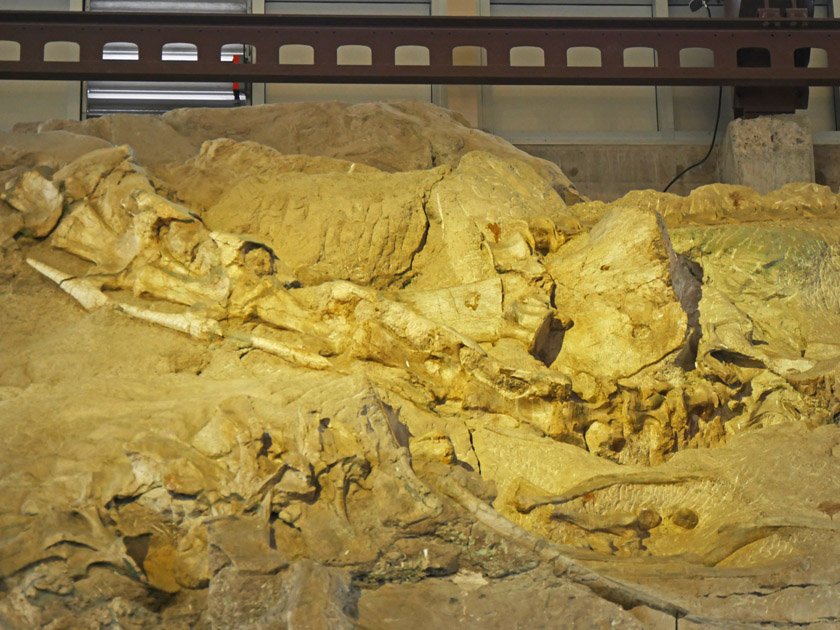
[84,0,251,117]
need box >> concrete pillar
[69,0,83,122]
[435,0,483,129]
[651,0,674,139]
[251,0,266,106]
[718,115,815,194]
[831,0,840,129]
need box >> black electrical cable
[663,4,723,194]
[662,85,722,193]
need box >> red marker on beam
[233,53,240,95]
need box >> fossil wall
[1,102,839,629]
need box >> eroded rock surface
[1,102,839,630]
[546,205,689,385]
[19,100,580,203]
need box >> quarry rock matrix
[1,101,839,629]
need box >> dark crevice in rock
[123,534,151,570]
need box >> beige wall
[264,1,433,107]
[0,0,836,138]
[0,0,82,131]
[522,142,840,202]
[0,80,80,131]
[484,1,835,141]
[483,3,660,137]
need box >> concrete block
[718,115,814,194]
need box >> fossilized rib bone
[550,506,661,535]
[26,258,108,311]
[432,472,767,630]
[513,470,709,513]
[362,385,443,518]
[696,517,840,567]
[248,335,332,370]
[114,302,222,340]
[432,472,690,618]
[27,257,333,370]
[28,256,221,338]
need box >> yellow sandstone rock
[2,102,840,630]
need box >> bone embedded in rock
[6,102,840,630]
[50,198,140,272]
[248,334,332,370]
[52,145,136,201]
[115,302,221,339]
[546,205,689,385]
[26,257,108,311]
[512,469,709,514]
[395,277,504,342]
[2,170,63,238]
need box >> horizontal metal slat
[89,0,248,13]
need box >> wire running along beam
[0,10,838,86]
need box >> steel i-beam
[0,10,839,86]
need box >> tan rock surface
[202,163,443,289]
[13,113,201,166]
[1,103,839,630]
[25,101,580,202]
[0,129,112,173]
[2,170,64,238]
[546,205,689,384]
[0,200,23,245]
[155,137,381,213]
[357,566,649,630]
[572,181,840,228]
[672,221,840,371]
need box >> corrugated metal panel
[89,0,248,12]
[266,2,428,12]
[85,0,250,118]
[84,82,245,116]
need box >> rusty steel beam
[0,10,839,86]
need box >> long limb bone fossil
[513,470,709,513]
[430,470,772,630]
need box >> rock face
[1,170,63,238]
[570,181,840,228]
[0,129,111,173]
[1,102,839,630]
[204,165,441,289]
[718,114,815,194]
[19,100,580,203]
[675,221,840,375]
[546,206,690,385]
